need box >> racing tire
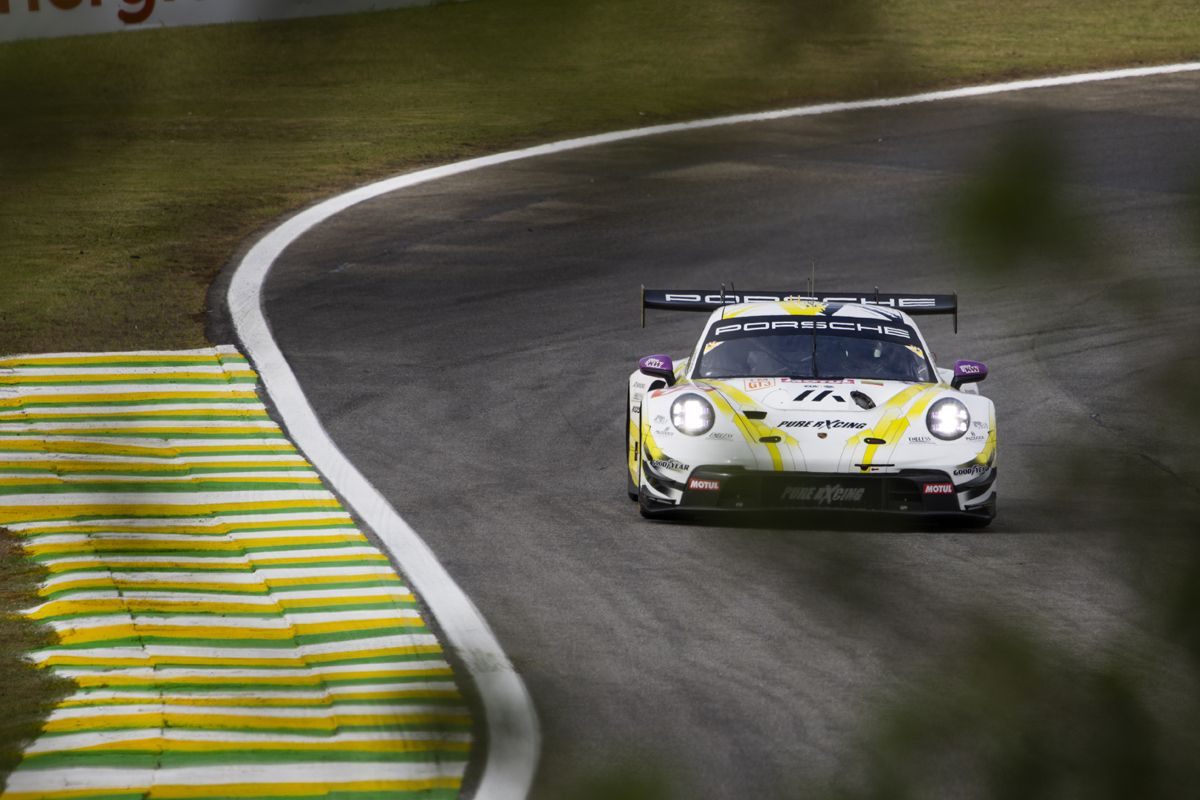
[637,487,655,519]
[625,391,639,501]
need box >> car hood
[698,377,924,414]
[689,377,961,472]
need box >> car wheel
[637,486,654,518]
[625,391,639,501]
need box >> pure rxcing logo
[1,0,160,25]
[781,484,865,505]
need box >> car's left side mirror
[639,354,676,386]
[951,359,988,390]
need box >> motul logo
[688,478,721,491]
[923,482,954,495]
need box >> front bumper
[642,466,995,522]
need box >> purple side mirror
[639,354,676,386]
[951,359,988,390]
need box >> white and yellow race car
[627,289,996,525]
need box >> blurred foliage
[825,618,1200,800]
[571,762,674,800]
[819,129,1200,799]
[567,125,1200,800]
[945,123,1096,274]
[830,623,1176,796]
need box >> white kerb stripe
[5,763,465,793]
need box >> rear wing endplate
[640,287,958,332]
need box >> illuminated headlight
[671,393,715,436]
[926,398,970,441]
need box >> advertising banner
[1,0,437,43]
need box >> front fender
[637,382,770,499]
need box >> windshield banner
[707,317,917,345]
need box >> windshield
[694,317,933,382]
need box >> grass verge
[0,529,72,791]
[0,0,1198,353]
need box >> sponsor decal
[779,419,868,430]
[712,319,912,340]
[958,363,982,375]
[793,389,846,404]
[632,405,641,414]
[971,420,988,429]
[745,378,776,391]
[662,292,940,309]
[643,357,667,370]
[2,0,168,26]
[654,415,667,423]
[923,482,955,495]
[965,432,987,442]
[688,478,721,491]
[649,458,689,471]
[780,484,866,505]
[906,435,934,444]
[660,383,714,396]
[953,465,989,477]
[706,432,735,441]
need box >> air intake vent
[744,410,767,420]
[851,391,876,410]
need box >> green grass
[0,0,1198,353]
[0,529,73,791]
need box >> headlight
[926,398,970,440]
[671,393,715,436]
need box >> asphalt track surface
[255,73,1200,798]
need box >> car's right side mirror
[639,354,676,386]
[951,359,988,390]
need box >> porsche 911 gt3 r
[627,289,996,525]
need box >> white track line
[227,61,1200,800]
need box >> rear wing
[640,287,959,332]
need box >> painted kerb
[0,0,438,43]
[0,347,470,800]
